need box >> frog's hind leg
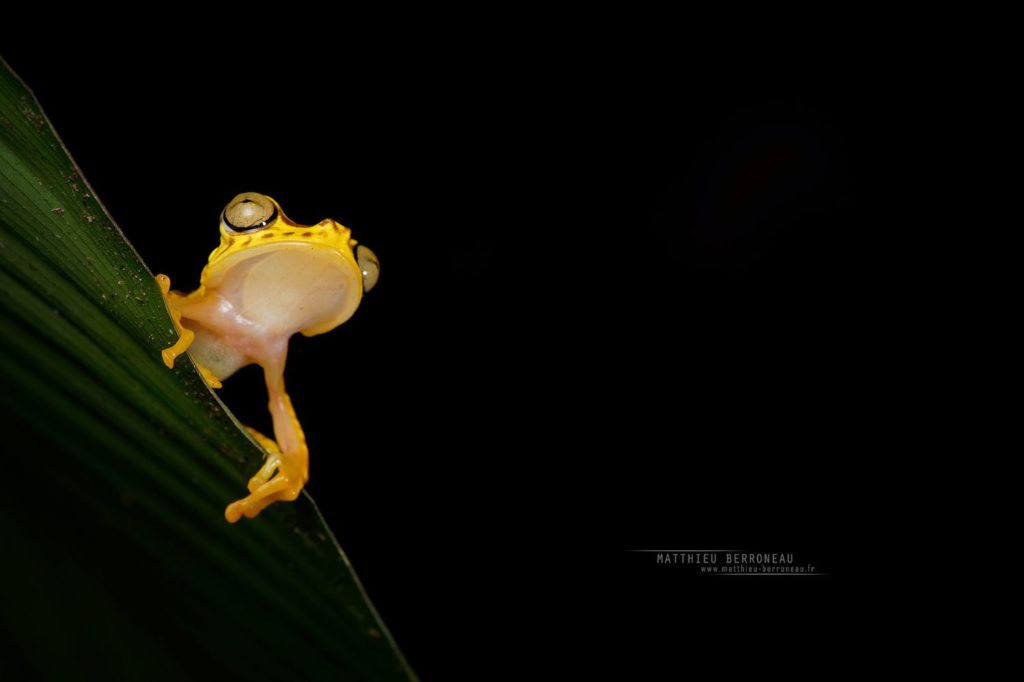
[224,354,309,523]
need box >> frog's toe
[225,495,276,522]
[247,469,275,494]
[225,500,245,523]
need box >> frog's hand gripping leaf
[155,274,221,388]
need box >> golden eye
[356,245,380,292]
[222,192,276,232]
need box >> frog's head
[200,192,380,336]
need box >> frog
[155,192,379,523]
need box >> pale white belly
[182,244,362,380]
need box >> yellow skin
[156,192,379,523]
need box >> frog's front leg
[225,354,309,523]
[154,274,223,389]
[155,274,195,368]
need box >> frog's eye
[222,192,277,232]
[356,245,380,292]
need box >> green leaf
[0,58,416,681]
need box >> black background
[4,28,888,676]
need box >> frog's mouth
[203,242,363,337]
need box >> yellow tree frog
[156,192,379,523]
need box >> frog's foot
[244,426,282,493]
[224,467,304,523]
[224,426,297,522]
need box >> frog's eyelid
[222,206,278,233]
